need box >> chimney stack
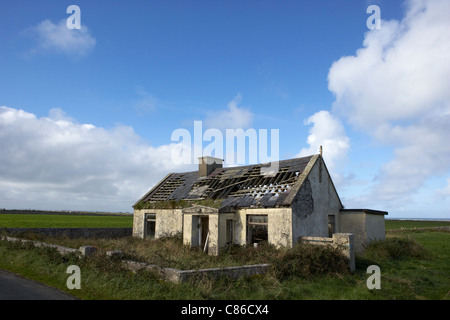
[198,156,223,177]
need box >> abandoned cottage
[132,154,387,255]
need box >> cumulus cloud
[25,19,96,57]
[204,94,253,130]
[0,106,193,212]
[297,110,350,173]
[327,0,450,208]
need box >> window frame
[246,214,268,244]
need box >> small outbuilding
[132,154,387,255]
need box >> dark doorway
[328,215,336,237]
[200,216,209,252]
[145,213,156,239]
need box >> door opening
[145,213,156,239]
[199,216,209,253]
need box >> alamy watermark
[366,265,381,289]
[66,265,81,289]
[171,121,280,172]
[367,5,381,30]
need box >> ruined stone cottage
[132,154,387,255]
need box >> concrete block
[106,250,124,259]
[79,246,97,256]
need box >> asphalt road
[0,268,78,300]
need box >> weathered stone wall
[1,236,96,256]
[291,157,342,243]
[235,208,292,248]
[183,214,195,246]
[132,209,145,238]
[133,209,182,239]
[208,214,219,255]
[155,209,183,237]
[300,233,355,271]
[123,259,271,283]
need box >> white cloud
[0,106,193,212]
[297,110,350,173]
[436,178,450,199]
[329,0,450,129]
[204,93,253,130]
[327,0,450,209]
[25,19,96,57]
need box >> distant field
[385,219,450,230]
[0,213,133,228]
[1,212,449,229]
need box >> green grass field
[1,213,448,229]
[0,213,133,228]
[385,219,450,229]
[0,216,448,300]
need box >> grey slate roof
[136,155,316,209]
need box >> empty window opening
[247,215,268,244]
[328,215,336,237]
[226,219,234,244]
[145,213,156,239]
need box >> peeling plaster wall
[218,213,236,249]
[156,209,183,237]
[235,208,292,248]
[132,209,145,238]
[133,209,183,239]
[183,214,195,246]
[208,214,219,255]
[291,157,342,244]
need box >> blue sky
[1,0,449,218]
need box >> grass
[0,219,449,300]
[385,219,450,230]
[0,213,133,228]
[0,236,352,300]
[0,232,350,271]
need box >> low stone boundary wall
[1,235,270,283]
[122,260,271,283]
[300,233,355,271]
[167,264,271,283]
[0,235,96,256]
[2,234,354,283]
[3,228,132,239]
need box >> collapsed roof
[135,155,323,210]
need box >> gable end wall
[291,157,342,243]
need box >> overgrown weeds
[1,233,350,279]
[2,228,448,300]
[363,236,430,261]
[271,241,350,280]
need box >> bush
[364,236,430,261]
[272,241,350,280]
